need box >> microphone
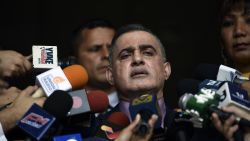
[96,112,130,140]
[17,90,73,140]
[53,133,82,141]
[129,94,161,136]
[43,90,73,120]
[86,90,109,113]
[107,112,130,128]
[178,79,250,113]
[179,91,250,128]
[178,78,250,141]
[193,64,249,84]
[32,45,78,70]
[164,109,194,141]
[32,45,58,70]
[32,65,88,98]
[68,90,109,116]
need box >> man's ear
[163,62,171,80]
[106,66,114,85]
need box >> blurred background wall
[0,0,223,107]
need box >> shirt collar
[108,91,119,108]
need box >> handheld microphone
[179,92,250,128]
[68,90,109,116]
[178,78,250,141]
[32,65,88,98]
[53,133,82,141]
[164,109,194,141]
[87,90,109,113]
[96,112,130,140]
[129,94,161,136]
[193,63,249,84]
[178,79,250,113]
[17,90,73,140]
[43,90,73,120]
[107,112,130,128]
[32,45,58,70]
[32,45,78,70]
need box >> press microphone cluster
[177,78,250,128]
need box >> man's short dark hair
[109,24,166,63]
[71,19,116,56]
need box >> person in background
[72,19,118,107]
[211,0,250,140]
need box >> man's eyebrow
[117,46,134,56]
[88,44,102,50]
[139,44,157,52]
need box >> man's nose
[131,51,144,66]
[101,46,109,59]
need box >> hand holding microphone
[115,114,158,141]
[0,86,46,132]
[0,50,32,77]
[211,105,250,141]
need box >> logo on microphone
[21,113,50,128]
[132,94,152,105]
[101,125,120,140]
[53,76,65,84]
[39,47,54,64]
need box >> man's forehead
[114,31,161,52]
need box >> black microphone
[129,94,162,137]
[164,110,194,141]
[17,90,73,140]
[43,90,73,121]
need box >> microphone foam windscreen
[63,65,88,90]
[87,90,109,113]
[176,79,200,98]
[43,90,73,120]
[107,112,130,127]
[193,63,219,81]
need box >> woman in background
[212,0,250,140]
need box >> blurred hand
[0,50,32,77]
[0,79,8,93]
[0,87,20,105]
[241,81,250,97]
[115,114,158,141]
[211,105,250,141]
[10,86,46,120]
[0,86,46,132]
